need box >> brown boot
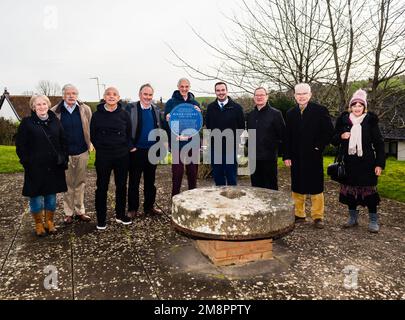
[32,212,46,237]
[44,210,57,234]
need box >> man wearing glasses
[247,87,285,190]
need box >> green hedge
[0,118,19,146]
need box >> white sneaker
[115,218,132,225]
[96,224,107,230]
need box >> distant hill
[84,101,98,112]
[196,96,215,106]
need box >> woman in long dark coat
[16,95,67,236]
[332,89,385,233]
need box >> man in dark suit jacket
[206,82,245,185]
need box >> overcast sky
[0,0,238,101]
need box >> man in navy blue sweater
[126,84,163,218]
[52,84,92,224]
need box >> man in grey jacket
[126,83,163,218]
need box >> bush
[0,118,19,145]
[269,94,295,119]
[323,144,338,156]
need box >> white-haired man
[52,84,92,224]
[283,83,334,229]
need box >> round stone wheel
[171,186,295,240]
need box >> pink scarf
[348,113,367,157]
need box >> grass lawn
[0,145,96,173]
[0,146,23,173]
[323,155,405,203]
[1,145,404,202]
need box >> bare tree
[322,0,366,112]
[169,0,335,94]
[170,0,405,122]
[21,90,35,96]
[364,0,405,119]
[36,80,61,96]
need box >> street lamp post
[90,77,101,101]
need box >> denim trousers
[29,194,57,213]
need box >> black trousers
[128,149,157,212]
[251,159,278,190]
[95,154,129,224]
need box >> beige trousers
[292,192,325,220]
[63,151,89,216]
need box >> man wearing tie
[206,82,245,185]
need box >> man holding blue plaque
[206,82,245,185]
[164,78,201,197]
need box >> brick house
[0,88,62,122]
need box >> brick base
[195,239,273,266]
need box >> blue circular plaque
[169,103,203,137]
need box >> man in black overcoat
[283,83,334,228]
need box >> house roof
[0,89,21,121]
[0,90,62,120]
[380,126,405,140]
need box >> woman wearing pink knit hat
[331,89,385,233]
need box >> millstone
[171,186,295,240]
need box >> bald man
[90,87,133,230]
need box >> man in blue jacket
[164,78,201,197]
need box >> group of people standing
[15,79,385,236]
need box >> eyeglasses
[254,94,267,97]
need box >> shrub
[323,144,338,156]
[0,118,19,145]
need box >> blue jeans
[29,194,57,213]
[211,150,238,186]
[212,163,237,186]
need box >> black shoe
[127,210,144,219]
[314,219,325,229]
[295,216,306,223]
[144,207,163,215]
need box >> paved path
[0,166,404,299]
